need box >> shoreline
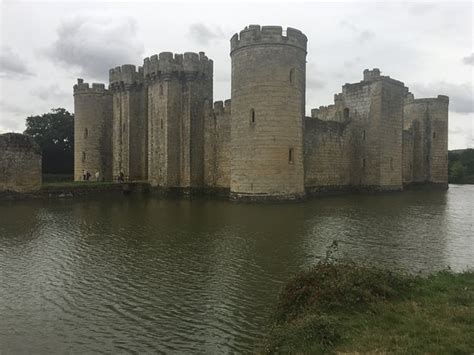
[0,181,456,202]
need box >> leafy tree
[449,161,466,182]
[24,108,74,174]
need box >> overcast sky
[0,0,472,149]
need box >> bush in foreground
[263,261,474,353]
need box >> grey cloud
[0,46,33,78]
[449,126,466,135]
[358,30,375,43]
[307,77,326,90]
[188,23,226,45]
[0,100,27,133]
[462,53,474,65]
[214,71,230,83]
[44,16,144,80]
[340,21,375,43]
[31,84,70,103]
[411,82,474,114]
[306,63,327,90]
[0,99,25,114]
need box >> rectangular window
[362,158,366,169]
[82,152,86,162]
[289,148,294,164]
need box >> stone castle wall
[143,51,213,188]
[0,133,42,192]
[304,117,351,193]
[403,94,449,186]
[73,80,113,181]
[204,100,231,189]
[110,65,148,181]
[230,25,307,200]
[72,24,449,200]
[304,69,431,193]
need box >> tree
[24,108,74,174]
[449,161,466,183]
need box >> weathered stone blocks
[0,133,42,192]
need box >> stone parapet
[143,51,213,81]
[230,25,307,54]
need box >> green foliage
[273,261,411,323]
[24,108,74,174]
[450,161,466,181]
[449,149,474,183]
[262,257,474,354]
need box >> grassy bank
[263,262,474,353]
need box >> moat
[1,185,473,353]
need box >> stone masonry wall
[305,69,406,192]
[204,100,231,189]
[304,117,351,191]
[72,25,449,199]
[0,133,42,192]
[403,94,449,186]
[143,51,213,188]
[73,79,113,181]
[402,127,414,184]
[230,25,307,200]
[110,65,147,181]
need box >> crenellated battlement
[143,51,213,81]
[213,99,231,115]
[363,68,381,81]
[343,69,405,90]
[109,65,144,89]
[405,93,450,106]
[73,78,109,95]
[230,25,307,54]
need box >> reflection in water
[0,186,473,353]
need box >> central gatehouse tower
[229,25,307,201]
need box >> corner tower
[73,79,113,181]
[230,25,307,201]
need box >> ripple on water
[1,187,473,353]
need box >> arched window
[343,108,350,120]
[289,68,295,83]
[159,84,163,96]
[84,128,88,139]
[362,130,366,140]
[160,119,163,129]
[82,152,86,162]
[362,158,366,169]
[250,108,255,124]
[288,148,294,164]
[390,157,394,171]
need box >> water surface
[1,185,473,353]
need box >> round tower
[73,79,113,182]
[230,25,307,201]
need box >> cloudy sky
[0,0,472,149]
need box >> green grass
[42,173,74,183]
[262,262,474,354]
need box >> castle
[73,25,449,201]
